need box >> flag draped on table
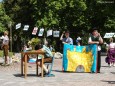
[63,44,97,73]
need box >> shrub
[0,50,13,57]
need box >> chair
[44,52,55,77]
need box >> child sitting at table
[36,44,53,75]
[22,42,53,75]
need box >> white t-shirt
[2,35,9,45]
[88,37,101,51]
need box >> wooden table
[21,51,45,78]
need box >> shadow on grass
[101,80,115,84]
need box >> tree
[2,0,115,48]
[85,0,115,33]
[0,3,11,33]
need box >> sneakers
[113,63,115,67]
[1,63,10,66]
[109,63,112,67]
[109,63,115,67]
[5,64,10,66]
[38,71,49,76]
[1,63,5,66]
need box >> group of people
[60,28,103,73]
[1,28,115,75]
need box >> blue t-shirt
[62,37,73,45]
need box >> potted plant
[28,37,41,50]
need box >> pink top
[109,43,115,49]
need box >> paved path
[0,56,115,86]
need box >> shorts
[3,45,9,56]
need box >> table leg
[24,55,27,78]
[21,54,23,76]
[41,55,44,78]
[36,55,38,76]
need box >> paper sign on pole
[53,31,60,37]
[38,28,44,36]
[16,23,21,29]
[47,30,52,37]
[104,33,115,38]
[23,25,29,31]
[32,27,38,35]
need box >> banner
[38,28,44,36]
[53,31,60,37]
[16,23,21,29]
[32,27,38,35]
[63,44,97,72]
[23,25,29,31]
[47,30,52,37]
[104,33,115,38]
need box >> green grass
[0,50,13,57]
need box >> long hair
[109,38,113,43]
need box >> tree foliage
[1,0,115,45]
[0,3,11,33]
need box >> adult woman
[1,31,9,65]
[106,38,115,67]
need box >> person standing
[88,28,103,73]
[60,31,73,45]
[1,31,9,65]
[106,38,115,67]
[76,37,82,46]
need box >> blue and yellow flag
[63,44,97,72]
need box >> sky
[0,0,2,2]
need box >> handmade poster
[47,30,52,37]
[23,25,29,31]
[16,23,21,29]
[32,27,38,35]
[53,31,60,37]
[63,44,97,72]
[38,28,44,36]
